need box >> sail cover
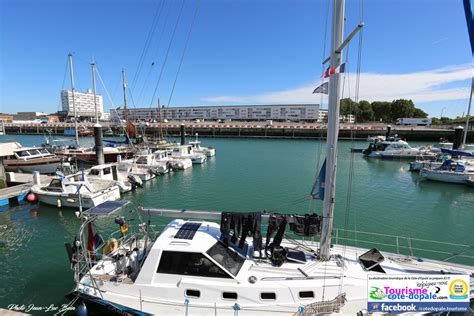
[464,0,474,54]
[311,158,326,200]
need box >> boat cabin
[13,147,54,160]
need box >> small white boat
[189,134,216,157]
[30,173,120,209]
[3,146,64,174]
[87,163,142,193]
[363,140,436,160]
[170,145,206,165]
[420,160,474,184]
[119,152,171,182]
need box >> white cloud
[202,64,472,105]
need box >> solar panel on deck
[86,200,130,216]
[175,222,202,240]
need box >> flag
[312,82,328,94]
[87,222,104,253]
[321,63,346,78]
[311,159,326,200]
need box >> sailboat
[67,1,473,314]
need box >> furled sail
[310,158,326,200]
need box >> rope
[166,0,201,107]
[148,0,187,108]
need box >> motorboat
[87,163,142,193]
[3,145,65,174]
[363,140,436,160]
[68,203,474,315]
[420,159,474,184]
[119,152,171,182]
[189,134,216,157]
[30,173,120,209]
[170,145,206,165]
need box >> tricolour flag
[321,63,346,78]
[312,82,328,94]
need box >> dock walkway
[0,173,52,207]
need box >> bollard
[94,123,105,165]
[180,124,185,145]
[453,126,464,150]
[6,172,15,183]
[32,171,41,185]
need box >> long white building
[61,89,104,120]
[111,104,320,122]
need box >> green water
[0,135,473,310]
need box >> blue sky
[0,0,472,118]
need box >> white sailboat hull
[420,169,471,184]
[32,186,120,209]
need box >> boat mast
[320,0,346,260]
[461,78,473,148]
[122,69,128,123]
[91,62,99,124]
[68,53,80,146]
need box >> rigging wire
[59,56,70,111]
[148,0,187,108]
[138,0,174,107]
[130,0,166,93]
[166,0,201,107]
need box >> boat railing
[146,221,473,265]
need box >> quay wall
[2,122,473,142]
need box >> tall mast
[320,0,345,260]
[461,78,473,148]
[68,53,79,146]
[91,62,99,124]
[122,69,128,122]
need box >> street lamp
[440,107,447,119]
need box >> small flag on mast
[312,82,328,94]
[321,63,346,78]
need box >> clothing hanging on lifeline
[220,212,262,252]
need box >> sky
[0,0,472,118]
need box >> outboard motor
[128,174,143,189]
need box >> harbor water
[0,135,473,310]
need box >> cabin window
[299,291,314,299]
[157,251,231,278]
[185,289,200,298]
[90,169,101,176]
[103,167,111,175]
[207,241,245,276]
[31,150,42,156]
[222,292,238,300]
[40,148,50,155]
[18,151,30,157]
[260,292,276,300]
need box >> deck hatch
[175,222,202,240]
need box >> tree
[357,100,374,122]
[412,108,428,118]
[340,98,358,116]
[371,101,392,122]
[390,99,416,121]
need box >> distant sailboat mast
[68,53,79,146]
[461,0,473,148]
[122,69,128,123]
[91,62,99,124]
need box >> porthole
[185,289,200,298]
[260,292,276,300]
